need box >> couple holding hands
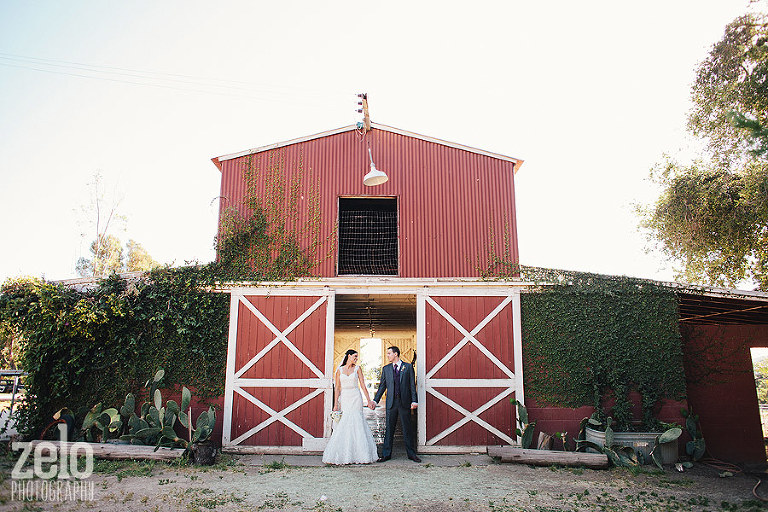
[322,346,422,465]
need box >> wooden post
[362,95,371,132]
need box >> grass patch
[91,458,162,481]
[488,497,525,511]
[311,500,343,511]
[259,458,291,474]
[258,491,303,510]
[656,476,695,488]
[210,452,242,471]
[165,487,244,511]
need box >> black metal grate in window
[338,200,398,275]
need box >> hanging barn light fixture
[363,148,388,186]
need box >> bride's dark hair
[341,349,357,367]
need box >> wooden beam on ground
[28,440,185,461]
[487,446,609,469]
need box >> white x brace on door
[417,289,524,452]
[222,289,335,452]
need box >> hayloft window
[338,198,398,275]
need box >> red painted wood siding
[524,399,687,452]
[231,295,327,446]
[217,128,519,278]
[681,324,768,464]
[424,296,516,445]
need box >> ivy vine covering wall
[520,268,686,431]
[0,268,229,437]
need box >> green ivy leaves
[0,269,228,437]
[520,270,686,432]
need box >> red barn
[212,123,528,453]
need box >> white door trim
[230,387,324,445]
[425,386,515,445]
[222,290,334,449]
[424,295,515,380]
[235,295,327,379]
[418,290,522,449]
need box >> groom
[371,346,421,462]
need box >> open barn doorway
[751,347,768,458]
[333,294,417,449]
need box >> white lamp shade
[363,163,388,186]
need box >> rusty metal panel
[217,127,519,278]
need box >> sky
[0,1,759,285]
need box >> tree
[77,236,161,276]
[641,9,768,289]
[75,173,160,277]
[643,158,768,288]
[125,239,160,272]
[688,12,768,165]
[730,112,768,159]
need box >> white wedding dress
[322,366,378,465]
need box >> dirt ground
[1,450,767,512]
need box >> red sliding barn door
[223,290,334,452]
[418,291,523,451]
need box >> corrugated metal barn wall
[218,128,519,278]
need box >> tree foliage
[755,356,768,404]
[688,12,768,164]
[730,112,768,159]
[77,235,160,277]
[642,9,768,289]
[643,158,768,288]
[125,239,160,272]
[77,234,123,276]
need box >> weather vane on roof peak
[356,93,371,132]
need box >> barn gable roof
[211,122,524,172]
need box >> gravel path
[0,453,764,511]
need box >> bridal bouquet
[330,411,342,424]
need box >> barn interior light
[367,298,375,338]
[363,148,388,186]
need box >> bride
[322,349,379,464]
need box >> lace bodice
[338,366,360,390]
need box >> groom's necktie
[393,364,401,398]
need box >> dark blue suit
[373,361,418,458]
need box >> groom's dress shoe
[408,455,422,463]
[376,456,391,463]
